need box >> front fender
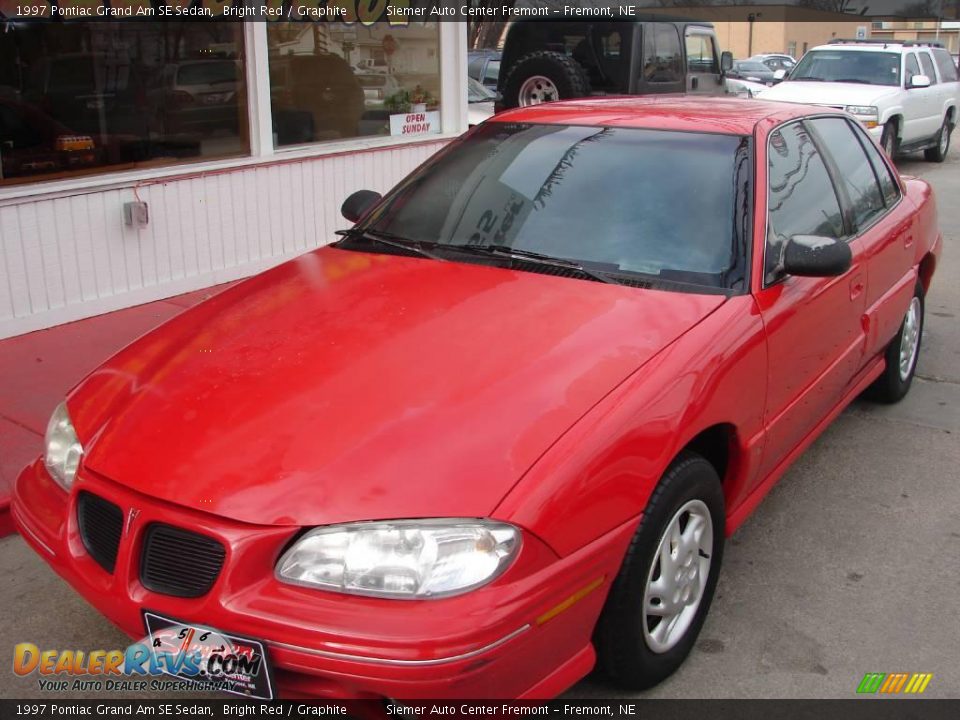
[492,296,768,558]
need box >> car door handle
[850,274,865,300]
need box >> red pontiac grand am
[14,97,941,700]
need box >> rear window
[932,48,958,82]
[177,62,238,86]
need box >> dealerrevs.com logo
[13,613,274,699]
[857,672,934,695]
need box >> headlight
[845,105,879,128]
[276,520,520,599]
[44,401,83,491]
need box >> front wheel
[595,452,724,690]
[865,282,924,404]
[924,118,952,162]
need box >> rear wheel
[865,282,924,404]
[595,452,724,690]
[924,118,952,162]
[880,121,898,159]
[500,51,590,109]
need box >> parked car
[269,54,365,142]
[21,52,149,138]
[468,48,502,91]
[759,40,959,161]
[496,17,732,109]
[467,76,496,126]
[151,60,242,136]
[728,59,779,85]
[14,97,940,699]
[356,73,401,110]
[748,53,797,74]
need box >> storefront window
[267,23,442,147]
[0,22,248,186]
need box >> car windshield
[737,62,769,73]
[354,123,751,290]
[177,61,238,86]
[789,50,901,86]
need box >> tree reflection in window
[766,122,845,284]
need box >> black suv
[497,17,732,109]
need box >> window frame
[0,22,467,204]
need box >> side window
[856,124,901,208]
[811,117,887,230]
[643,24,683,83]
[904,52,921,85]
[932,48,958,82]
[766,121,845,284]
[918,51,938,84]
[685,32,718,74]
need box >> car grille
[77,491,124,573]
[140,523,226,598]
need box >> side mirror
[908,74,931,89]
[341,189,382,223]
[782,235,852,278]
[721,51,734,74]
[773,68,787,81]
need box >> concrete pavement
[1,147,957,700]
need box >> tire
[880,121,898,159]
[865,281,924,404]
[595,452,725,690]
[500,51,590,109]
[924,118,951,162]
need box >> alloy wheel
[899,296,922,381]
[642,499,714,654]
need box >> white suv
[759,40,959,162]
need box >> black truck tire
[500,51,590,109]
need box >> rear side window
[766,121,845,284]
[918,52,938,84]
[932,48,958,82]
[858,127,901,208]
[810,117,886,230]
[685,32,718,74]
[644,24,683,83]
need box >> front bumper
[13,460,635,699]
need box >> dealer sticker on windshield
[142,611,274,700]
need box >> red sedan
[13,97,941,699]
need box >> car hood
[70,248,725,527]
[758,81,899,107]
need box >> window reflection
[0,22,248,185]
[267,23,441,147]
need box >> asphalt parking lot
[1,146,958,701]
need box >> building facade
[0,16,467,338]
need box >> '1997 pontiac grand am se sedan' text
[14,96,941,700]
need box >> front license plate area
[142,610,275,700]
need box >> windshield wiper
[335,228,445,261]
[446,244,621,285]
[833,78,872,84]
[790,76,825,81]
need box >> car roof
[491,96,832,135]
[810,42,915,53]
